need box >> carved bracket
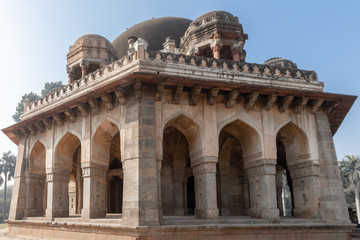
[263,94,277,111]
[293,96,309,113]
[42,118,52,129]
[154,82,165,101]
[226,90,239,108]
[245,92,259,110]
[88,98,100,114]
[173,84,183,105]
[324,100,339,116]
[134,80,142,100]
[65,109,77,122]
[53,113,65,125]
[279,96,294,112]
[77,103,89,117]
[190,85,201,105]
[207,88,219,105]
[309,99,324,113]
[101,92,114,110]
[34,121,45,132]
[114,87,127,105]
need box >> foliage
[41,81,64,97]
[12,81,64,122]
[12,92,39,122]
[0,151,16,222]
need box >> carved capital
[173,84,183,105]
[190,85,201,105]
[279,96,294,112]
[226,90,239,108]
[245,92,259,110]
[114,87,127,105]
[263,94,277,111]
[101,92,114,110]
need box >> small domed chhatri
[2,10,356,240]
[67,34,117,83]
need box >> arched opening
[27,141,47,217]
[162,126,195,216]
[92,120,122,216]
[107,132,123,214]
[52,132,81,217]
[217,119,262,216]
[276,122,317,218]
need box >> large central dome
[112,17,192,58]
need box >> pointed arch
[164,112,203,156]
[54,132,81,171]
[29,141,46,174]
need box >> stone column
[210,33,223,59]
[9,137,28,220]
[81,162,107,219]
[315,111,349,221]
[80,60,89,78]
[25,172,46,217]
[246,159,279,220]
[192,157,219,220]
[287,161,321,218]
[66,66,74,84]
[45,170,71,218]
[173,170,185,216]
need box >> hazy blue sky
[0,0,359,160]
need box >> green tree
[12,81,64,122]
[41,81,64,97]
[0,151,16,222]
[339,155,360,221]
[12,92,40,122]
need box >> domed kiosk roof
[112,17,192,58]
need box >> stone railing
[22,48,318,118]
[146,51,318,82]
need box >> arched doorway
[162,126,195,216]
[27,141,47,217]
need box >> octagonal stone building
[2,11,357,239]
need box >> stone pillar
[315,111,349,222]
[46,170,71,218]
[210,33,223,59]
[288,161,321,219]
[173,170,185,215]
[9,137,28,220]
[246,159,279,220]
[81,162,107,219]
[192,158,219,220]
[25,172,46,217]
[66,66,74,84]
[122,84,160,226]
[80,60,89,78]
[231,40,245,62]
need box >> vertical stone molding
[45,170,71,218]
[81,162,108,219]
[315,112,349,222]
[192,157,219,220]
[246,159,279,220]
